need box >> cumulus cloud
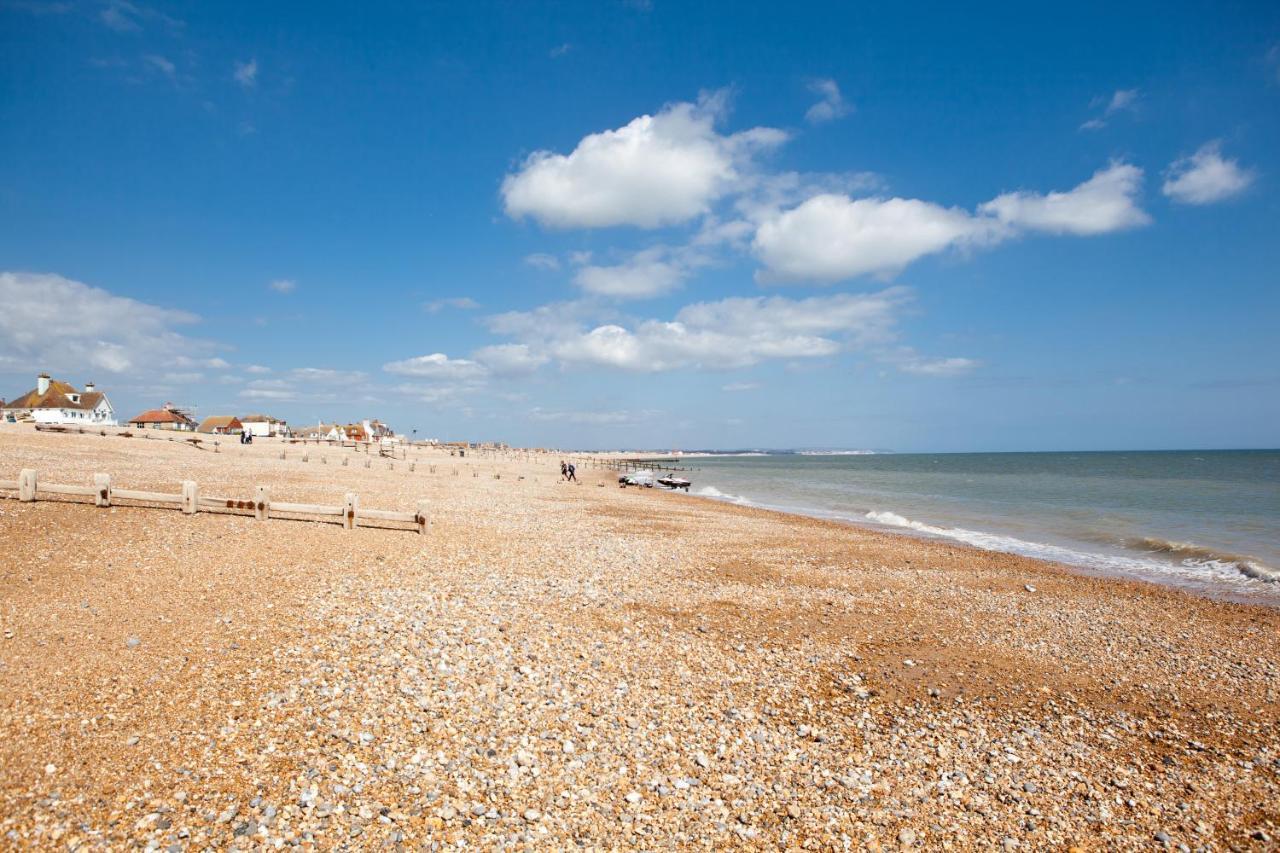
[0,271,205,376]
[1162,141,1256,205]
[754,194,992,282]
[979,162,1150,235]
[233,58,258,88]
[473,343,548,377]
[501,92,787,228]
[244,364,271,374]
[269,278,296,294]
[549,289,908,372]
[722,381,760,391]
[805,78,852,124]
[573,247,688,299]
[753,163,1150,283]
[381,353,487,380]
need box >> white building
[2,374,117,426]
[240,414,288,437]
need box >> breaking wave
[864,512,1279,584]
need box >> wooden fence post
[409,462,415,472]
[182,480,199,514]
[279,451,286,460]
[342,457,348,467]
[302,452,309,463]
[94,473,112,507]
[416,500,429,535]
[344,492,358,530]
[363,458,371,469]
[19,469,36,502]
[255,485,270,521]
[321,456,326,464]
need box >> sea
[675,450,1280,606]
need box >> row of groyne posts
[0,469,430,534]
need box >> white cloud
[523,252,561,271]
[805,78,852,124]
[473,343,548,377]
[979,162,1150,235]
[573,247,687,299]
[269,278,296,294]
[381,353,487,380]
[880,348,980,377]
[244,364,271,374]
[1080,88,1139,131]
[550,289,907,372]
[754,194,992,282]
[233,58,258,88]
[203,357,231,369]
[1162,141,1256,205]
[501,92,787,228]
[287,367,366,384]
[423,296,480,313]
[549,43,571,59]
[0,271,203,376]
[722,381,760,392]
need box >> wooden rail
[0,469,428,534]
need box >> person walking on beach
[560,460,568,480]
[566,462,577,482]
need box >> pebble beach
[1,426,1277,850]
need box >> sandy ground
[0,425,1277,851]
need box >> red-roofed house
[127,403,197,431]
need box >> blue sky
[1,0,1277,451]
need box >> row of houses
[3,374,397,442]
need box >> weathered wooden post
[213,440,219,454]
[94,473,112,507]
[302,452,309,463]
[416,500,429,534]
[344,492,358,530]
[18,469,36,502]
[342,457,349,467]
[181,480,199,514]
[255,485,270,521]
[364,458,371,469]
[279,451,286,460]
[321,456,326,464]
[409,462,415,472]
[389,462,394,470]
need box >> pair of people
[238,431,253,444]
[560,460,577,482]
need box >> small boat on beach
[657,475,691,491]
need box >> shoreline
[2,426,1278,848]
[680,481,1280,610]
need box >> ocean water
[678,450,1280,606]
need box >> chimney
[84,381,96,393]
[37,373,50,396]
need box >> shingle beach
[1,426,1277,850]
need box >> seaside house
[240,413,288,438]
[197,415,243,435]
[127,403,197,431]
[2,374,117,426]
[362,419,395,441]
[293,423,341,440]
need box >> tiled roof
[130,408,194,425]
[4,379,105,411]
[197,415,242,432]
